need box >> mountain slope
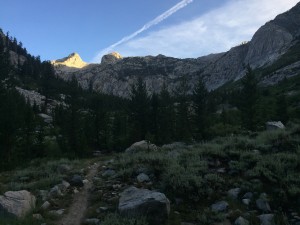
[51,2,300,97]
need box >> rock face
[118,186,170,225]
[101,52,123,64]
[0,190,36,217]
[125,140,158,153]
[51,52,88,69]
[51,3,300,98]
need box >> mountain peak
[101,52,123,64]
[51,52,88,68]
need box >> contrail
[93,0,193,62]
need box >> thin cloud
[93,0,193,62]
[110,0,299,59]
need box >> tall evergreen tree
[129,77,150,141]
[157,83,175,144]
[240,66,258,131]
[174,76,192,142]
[192,77,208,140]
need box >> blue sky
[0,0,298,62]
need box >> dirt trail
[57,162,99,225]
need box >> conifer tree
[129,77,150,141]
[240,66,258,131]
[192,77,208,140]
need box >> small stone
[70,175,84,187]
[74,188,79,194]
[32,213,43,220]
[258,214,274,225]
[211,201,229,212]
[137,173,150,183]
[99,206,108,211]
[40,201,51,210]
[243,192,253,199]
[228,188,241,199]
[49,209,65,217]
[49,185,63,198]
[242,199,251,205]
[62,180,70,189]
[234,216,249,225]
[102,169,116,177]
[83,179,89,184]
[256,199,271,212]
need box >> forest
[0,29,299,171]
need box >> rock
[57,164,72,174]
[256,199,271,212]
[40,201,51,210]
[125,140,158,153]
[39,190,49,202]
[83,179,89,184]
[51,52,88,69]
[118,186,170,225]
[70,175,84,187]
[228,188,241,199]
[83,218,100,225]
[234,216,249,225]
[243,192,253,199]
[137,173,150,183]
[242,199,251,205]
[32,213,43,220]
[61,180,71,190]
[0,190,36,217]
[102,169,116,177]
[49,185,63,198]
[49,209,65,217]
[211,201,229,212]
[266,121,285,130]
[101,52,123,64]
[258,214,274,225]
[38,113,53,123]
[162,142,186,150]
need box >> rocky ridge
[51,2,300,98]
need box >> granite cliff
[51,2,300,97]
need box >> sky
[0,0,299,63]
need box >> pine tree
[192,77,208,140]
[174,76,192,142]
[157,83,175,144]
[240,66,258,131]
[129,77,150,141]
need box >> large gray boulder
[0,190,36,217]
[118,186,170,225]
[266,121,285,130]
[125,140,158,153]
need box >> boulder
[40,201,51,210]
[118,186,170,225]
[125,140,158,153]
[102,169,116,177]
[0,190,36,217]
[49,185,63,198]
[137,173,150,183]
[70,175,84,187]
[258,214,274,225]
[228,188,241,199]
[266,121,285,130]
[256,199,271,212]
[235,216,249,225]
[211,201,229,212]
